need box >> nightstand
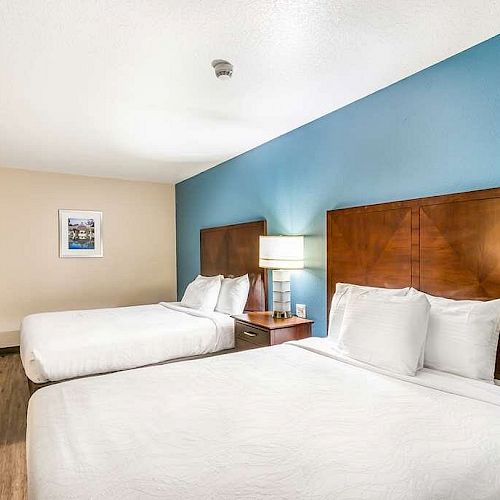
[231,311,313,351]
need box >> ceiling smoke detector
[211,59,233,80]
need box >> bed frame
[27,219,268,394]
[327,187,500,378]
[200,219,268,312]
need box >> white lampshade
[259,235,304,270]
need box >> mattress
[27,337,500,499]
[20,302,234,383]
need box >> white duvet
[20,302,234,383]
[27,338,500,499]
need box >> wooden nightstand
[232,312,313,351]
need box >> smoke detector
[211,59,233,80]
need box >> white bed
[27,337,500,499]
[20,302,234,383]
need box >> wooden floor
[0,353,28,499]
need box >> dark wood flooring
[0,353,28,499]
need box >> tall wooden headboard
[200,220,268,312]
[327,187,500,377]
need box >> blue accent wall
[176,35,500,336]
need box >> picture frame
[59,210,103,258]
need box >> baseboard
[0,345,20,355]
[0,330,20,348]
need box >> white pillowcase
[422,293,500,382]
[181,275,223,312]
[215,274,250,315]
[328,283,411,344]
[338,292,430,376]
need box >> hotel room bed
[20,219,268,388]
[26,338,500,499]
[20,302,234,384]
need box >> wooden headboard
[200,220,268,312]
[327,187,500,377]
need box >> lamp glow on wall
[259,235,304,318]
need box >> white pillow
[329,283,411,343]
[215,274,250,315]
[338,292,430,376]
[422,294,500,382]
[181,275,223,312]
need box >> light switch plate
[296,304,306,318]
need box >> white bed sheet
[20,302,234,383]
[27,338,500,499]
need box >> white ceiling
[0,1,499,184]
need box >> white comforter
[27,338,500,499]
[20,302,234,383]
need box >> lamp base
[272,310,292,319]
[271,269,292,319]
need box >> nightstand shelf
[232,311,313,351]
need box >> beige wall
[0,167,176,347]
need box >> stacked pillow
[181,275,223,312]
[215,275,250,315]
[328,283,411,344]
[181,274,250,315]
[338,291,430,376]
[416,292,500,382]
[330,282,500,382]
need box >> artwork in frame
[59,210,103,258]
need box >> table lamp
[259,235,304,318]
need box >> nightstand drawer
[235,322,270,347]
[235,337,263,351]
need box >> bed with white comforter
[21,302,234,383]
[27,337,500,499]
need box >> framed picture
[59,210,103,258]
